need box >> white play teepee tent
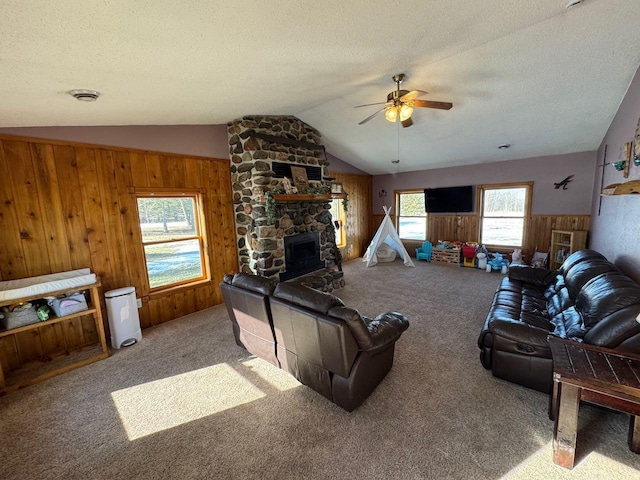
[363,206,415,267]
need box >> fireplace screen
[280,232,323,281]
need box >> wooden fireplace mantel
[272,193,347,202]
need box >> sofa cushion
[558,249,607,275]
[496,277,522,294]
[273,282,344,314]
[508,265,556,287]
[564,258,618,298]
[230,273,277,296]
[492,290,523,311]
[576,272,640,329]
[583,305,640,348]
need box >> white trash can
[105,286,142,349]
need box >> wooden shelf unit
[550,230,587,270]
[0,281,109,395]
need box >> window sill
[148,278,212,299]
[482,245,523,251]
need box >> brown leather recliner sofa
[478,249,640,393]
[221,273,409,411]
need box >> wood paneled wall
[0,135,237,362]
[372,212,591,257]
[426,214,479,244]
[527,215,591,254]
[330,172,372,261]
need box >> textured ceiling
[1,1,639,174]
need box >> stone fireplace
[227,115,343,290]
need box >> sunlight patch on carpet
[111,363,265,440]
[499,442,639,479]
[240,357,301,391]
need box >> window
[330,199,346,248]
[478,183,531,248]
[136,194,208,290]
[395,191,427,240]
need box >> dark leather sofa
[478,249,640,393]
[221,273,409,411]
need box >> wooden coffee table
[548,336,640,469]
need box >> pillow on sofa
[547,284,574,318]
[544,275,566,300]
[550,306,586,339]
[530,251,548,268]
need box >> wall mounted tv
[424,186,474,213]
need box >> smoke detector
[68,89,100,102]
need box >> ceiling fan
[356,73,453,128]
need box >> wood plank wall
[527,215,591,253]
[371,213,591,257]
[330,172,372,261]
[0,135,237,370]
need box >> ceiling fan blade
[401,117,413,128]
[358,107,387,125]
[413,99,453,110]
[354,101,389,108]
[398,90,428,102]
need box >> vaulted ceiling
[2,1,639,174]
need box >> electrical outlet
[136,298,142,309]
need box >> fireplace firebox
[280,232,323,281]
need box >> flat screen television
[424,186,474,213]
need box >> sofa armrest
[508,265,556,287]
[328,306,409,352]
[490,319,551,348]
[363,312,410,353]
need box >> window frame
[477,182,533,250]
[134,190,210,293]
[395,189,428,241]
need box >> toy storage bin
[0,304,39,330]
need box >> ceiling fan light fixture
[385,107,398,122]
[400,104,413,121]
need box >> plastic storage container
[105,286,141,349]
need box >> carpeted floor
[1,259,639,479]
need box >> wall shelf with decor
[550,230,587,270]
[0,281,109,395]
[601,180,640,196]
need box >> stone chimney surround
[227,115,341,282]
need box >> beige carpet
[1,259,639,479]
